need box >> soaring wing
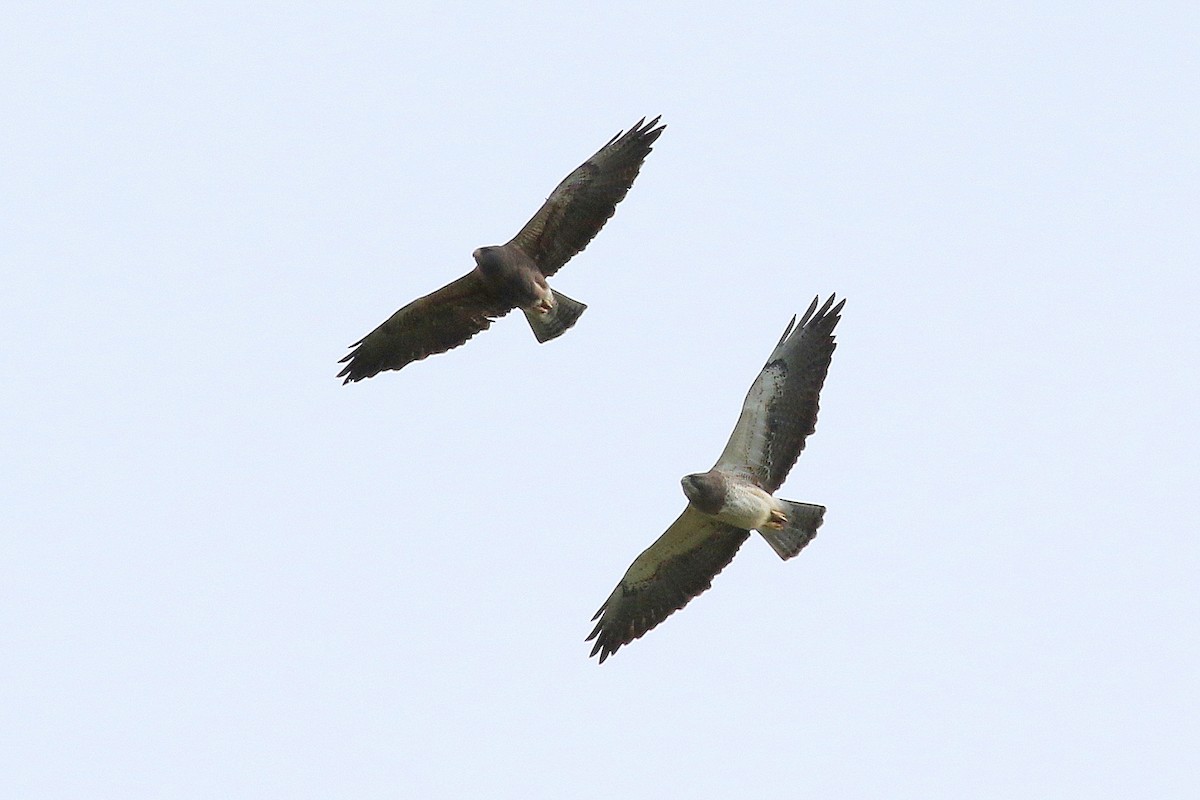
[506,116,665,277]
[713,295,844,492]
[587,506,750,663]
[337,272,513,382]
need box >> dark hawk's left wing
[506,116,665,278]
[587,506,749,664]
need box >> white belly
[715,482,778,530]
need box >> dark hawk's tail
[524,289,587,343]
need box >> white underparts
[715,482,781,530]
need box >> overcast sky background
[3,3,1198,797]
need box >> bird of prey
[587,295,845,663]
[337,116,665,383]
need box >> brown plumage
[337,117,665,383]
[588,296,845,663]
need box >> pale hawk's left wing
[712,295,844,493]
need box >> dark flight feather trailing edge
[337,117,665,383]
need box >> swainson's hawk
[338,117,665,382]
[587,295,845,662]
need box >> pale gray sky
[3,2,1197,797]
